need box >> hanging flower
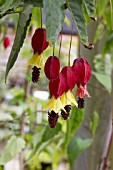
[72,58,91,108]
[31,28,49,55]
[60,66,78,110]
[44,56,60,80]
[3,37,10,49]
[43,73,67,113]
[28,28,49,83]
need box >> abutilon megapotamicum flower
[28,28,49,83]
[72,58,91,108]
[3,37,10,49]
[60,66,77,119]
[43,56,78,127]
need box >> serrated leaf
[83,0,96,17]
[42,123,62,142]
[92,71,112,93]
[9,0,22,10]
[0,0,13,14]
[0,136,25,165]
[24,0,43,7]
[5,5,32,82]
[43,0,65,44]
[70,106,84,135]
[67,0,89,46]
[67,136,92,166]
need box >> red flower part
[49,73,66,99]
[72,58,91,86]
[61,66,76,92]
[3,37,10,49]
[76,84,90,98]
[44,56,60,80]
[31,28,49,55]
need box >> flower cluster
[27,27,91,128]
[28,28,49,83]
[43,56,91,128]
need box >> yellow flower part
[60,92,71,107]
[27,52,44,68]
[61,90,78,107]
[43,96,64,113]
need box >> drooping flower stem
[53,44,55,56]
[68,20,74,66]
[40,8,42,28]
[58,28,63,59]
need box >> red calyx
[61,66,76,92]
[49,73,67,99]
[44,56,60,80]
[31,28,49,55]
[3,37,10,49]
[72,58,91,86]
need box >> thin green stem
[40,8,42,28]
[53,44,55,56]
[110,0,113,30]
[68,20,74,66]
[58,28,63,59]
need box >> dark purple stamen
[48,111,59,128]
[32,66,41,83]
[64,105,71,113]
[77,98,85,108]
[61,110,69,120]
[61,105,71,120]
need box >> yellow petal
[60,93,71,107]
[66,90,78,107]
[43,96,56,111]
[53,97,64,113]
[43,96,64,113]
[27,53,44,68]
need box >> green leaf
[92,71,112,93]
[5,5,32,82]
[67,136,92,166]
[24,0,43,7]
[0,136,25,165]
[9,0,22,10]
[43,0,65,44]
[96,0,109,17]
[90,111,99,137]
[67,0,89,46]
[42,123,62,142]
[31,7,41,28]
[70,106,84,135]
[83,0,96,17]
[0,0,13,14]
